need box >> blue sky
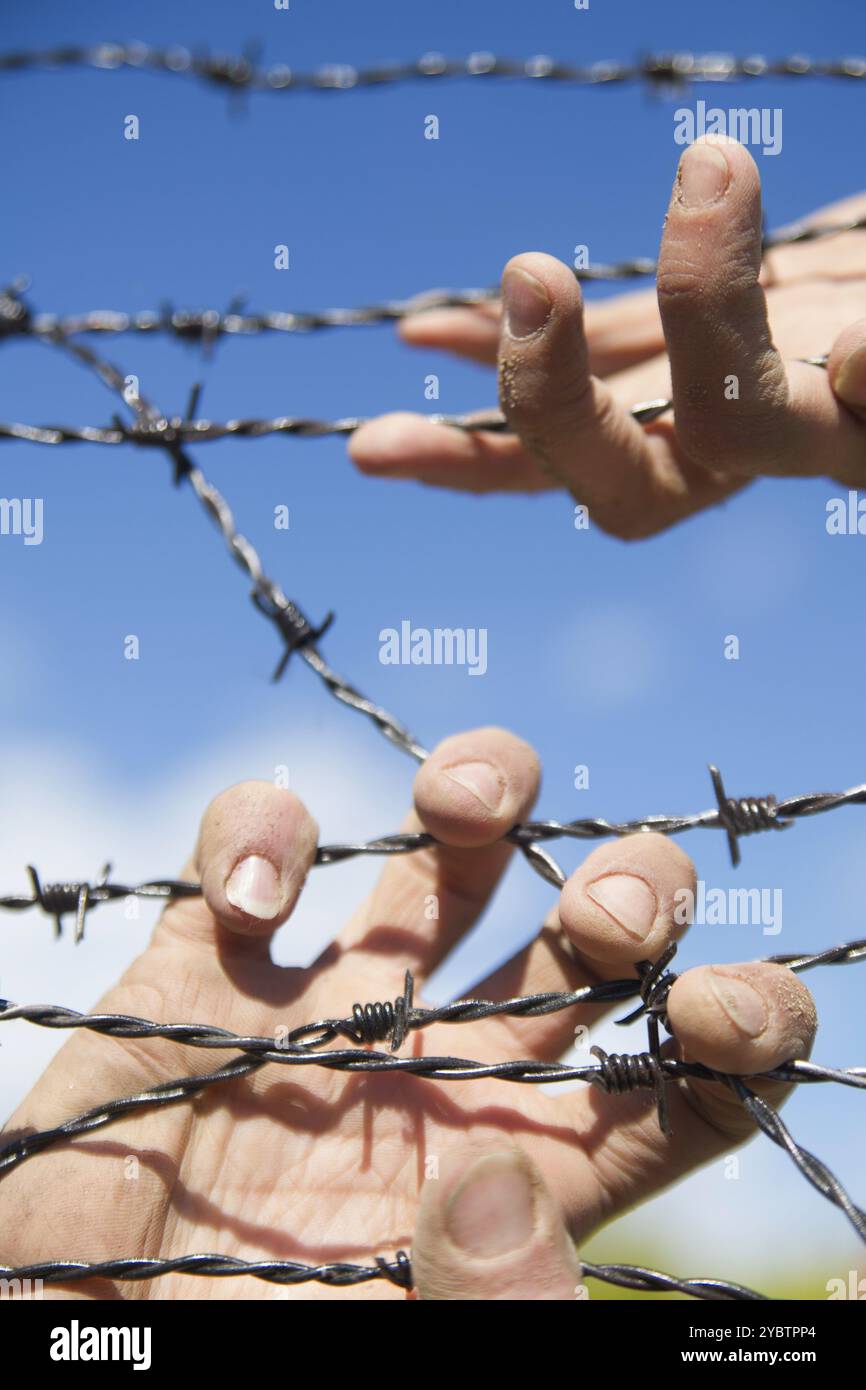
[0,0,864,1290]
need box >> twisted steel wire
[3,216,864,346]
[0,1252,415,1292]
[37,329,430,761]
[3,776,866,939]
[2,44,866,96]
[0,402,681,446]
[0,268,831,446]
[0,1055,263,1178]
[0,1251,764,1300]
[1,941,864,1244]
[729,1079,866,1242]
[1,991,861,1089]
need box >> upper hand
[351,137,866,539]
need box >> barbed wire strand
[36,329,431,761]
[0,273,829,446]
[1,940,864,1246]
[3,776,866,938]
[0,1252,766,1300]
[2,216,864,346]
[2,45,866,96]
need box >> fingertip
[414,726,540,849]
[502,252,582,321]
[413,1145,581,1301]
[668,961,817,1073]
[828,320,866,412]
[348,412,430,473]
[559,832,696,966]
[398,302,503,367]
[674,134,758,201]
[397,310,452,344]
[397,306,483,343]
[197,781,318,938]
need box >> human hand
[0,726,816,1299]
[350,137,866,539]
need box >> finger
[399,287,664,376]
[582,288,665,376]
[349,411,554,493]
[761,191,866,286]
[413,1146,582,1300]
[473,832,696,1059]
[658,137,866,482]
[666,960,817,1136]
[399,300,501,364]
[338,727,540,980]
[156,780,319,950]
[560,960,817,1235]
[497,251,742,538]
[828,317,866,421]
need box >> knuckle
[658,242,760,319]
[656,261,707,308]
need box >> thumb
[412,1147,582,1301]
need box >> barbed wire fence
[1,45,865,1301]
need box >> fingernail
[586,873,658,941]
[444,760,506,814]
[677,143,730,207]
[709,967,769,1039]
[502,267,551,338]
[446,1153,536,1256]
[225,855,283,920]
[833,342,866,408]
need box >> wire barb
[709,764,791,867]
